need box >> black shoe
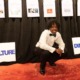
[40,69,45,75]
[49,62,56,66]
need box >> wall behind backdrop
[0,0,80,63]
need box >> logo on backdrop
[0,42,16,62]
[74,43,80,48]
[0,49,15,56]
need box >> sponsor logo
[74,44,80,48]
[47,9,53,13]
[0,50,15,56]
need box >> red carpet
[0,58,80,80]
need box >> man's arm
[36,30,56,53]
[55,32,65,54]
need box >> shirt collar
[48,30,52,34]
[48,30,58,36]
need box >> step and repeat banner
[0,0,80,62]
[0,0,80,18]
[8,0,22,18]
[0,42,16,62]
[43,0,56,17]
[26,0,40,17]
[72,37,80,55]
[61,0,73,17]
[0,0,5,18]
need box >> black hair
[47,19,60,29]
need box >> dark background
[0,0,80,63]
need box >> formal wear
[35,29,65,74]
[36,29,65,53]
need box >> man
[35,20,65,75]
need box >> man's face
[49,23,58,34]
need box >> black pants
[35,47,60,70]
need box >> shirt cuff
[49,48,56,53]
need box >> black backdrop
[0,0,80,63]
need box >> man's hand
[55,48,63,56]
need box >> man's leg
[40,50,51,75]
[48,51,61,66]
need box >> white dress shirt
[36,29,65,53]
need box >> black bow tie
[49,33,56,37]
